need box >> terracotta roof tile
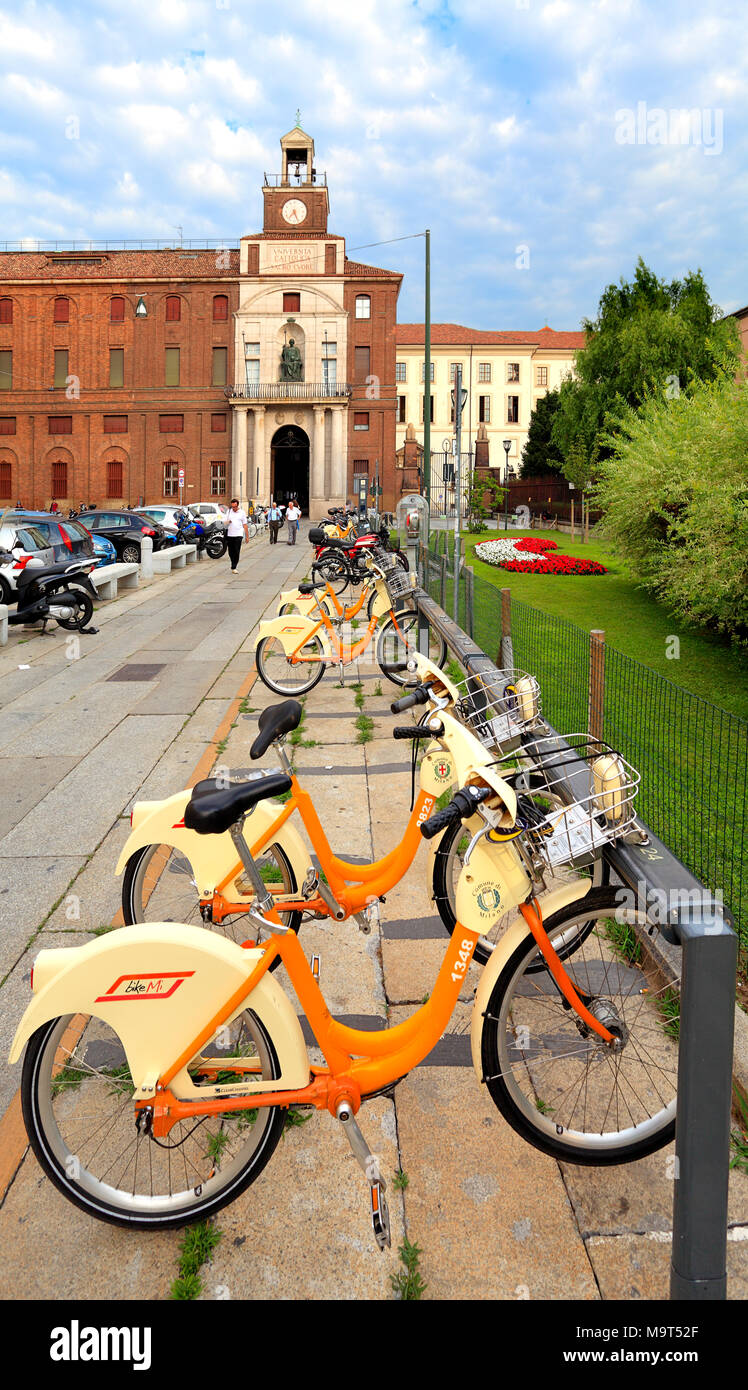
[396,322,585,350]
[344,259,402,281]
[0,249,239,280]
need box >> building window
[53,297,70,324]
[325,244,336,274]
[283,292,301,313]
[54,349,69,388]
[395,362,407,382]
[421,396,435,424]
[109,348,124,388]
[507,396,519,423]
[165,347,180,387]
[479,396,491,424]
[48,416,72,434]
[353,459,368,473]
[354,345,370,384]
[211,413,227,432]
[244,343,260,385]
[0,351,11,390]
[165,295,181,322]
[0,417,15,434]
[110,296,125,322]
[0,460,10,496]
[210,462,227,496]
[507,362,520,382]
[396,395,406,424]
[322,341,337,386]
[353,412,369,431]
[212,294,229,321]
[163,462,179,496]
[536,365,548,386]
[104,415,128,433]
[107,460,123,498]
[51,460,68,497]
[355,295,371,319]
[450,362,463,382]
[478,362,492,383]
[212,347,227,387]
[421,361,435,382]
[0,299,12,325]
[159,414,184,432]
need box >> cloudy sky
[0,0,746,329]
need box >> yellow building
[394,323,584,476]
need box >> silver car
[0,517,56,604]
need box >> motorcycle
[203,520,228,559]
[0,552,98,631]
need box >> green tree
[552,258,740,463]
[520,389,564,476]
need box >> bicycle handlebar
[392,723,443,741]
[419,785,494,840]
[390,684,431,714]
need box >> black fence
[419,538,748,967]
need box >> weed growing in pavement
[356,714,374,744]
[393,1169,409,1191]
[352,681,365,710]
[390,1238,427,1300]
[373,681,383,696]
[170,1220,222,1300]
[283,1106,311,1136]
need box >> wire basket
[384,566,416,604]
[453,668,542,753]
[502,736,641,871]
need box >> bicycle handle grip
[390,685,430,714]
[419,785,494,839]
[419,803,461,840]
[392,724,442,740]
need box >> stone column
[331,406,346,506]
[233,405,248,505]
[253,406,267,502]
[311,406,326,513]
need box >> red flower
[514,537,559,553]
[497,554,607,576]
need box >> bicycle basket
[453,668,542,754]
[385,567,415,604]
[509,736,640,871]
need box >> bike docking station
[411,561,738,1304]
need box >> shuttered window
[0,417,16,434]
[107,460,124,498]
[0,351,11,390]
[0,299,12,324]
[354,346,370,384]
[165,347,180,386]
[211,414,227,432]
[212,347,227,386]
[51,460,68,497]
[53,297,70,323]
[283,292,300,312]
[163,462,179,496]
[54,349,68,388]
[212,295,229,321]
[110,296,125,322]
[165,295,181,322]
[48,416,72,434]
[0,460,11,496]
[110,348,124,388]
[210,462,226,496]
[159,414,183,432]
[104,415,128,433]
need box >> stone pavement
[1,537,747,1301]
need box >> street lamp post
[503,439,512,531]
[451,366,468,623]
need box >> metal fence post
[440,553,446,610]
[500,588,513,670]
[670,909,737,1300]
[465,566,474,639]
[589,629,605,747]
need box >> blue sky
[0,0,746,329]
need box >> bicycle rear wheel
[256,633,326,695]
[22,1007,286,1229]
[375,611,447,686]
[480,888,678,1163]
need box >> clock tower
[262,123,330,234]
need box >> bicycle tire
[21,1008,286,1229]
[256,633,326,696]
[311,556,349,595]
[375,611,447,686]
[480,887,678,1164]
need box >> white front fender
[9,924,310,1101]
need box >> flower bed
[474,536,607,576]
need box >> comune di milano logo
[50,1321,151,1372]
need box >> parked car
[91,533,117,568]
[0,518,55,603]
[16,510,95,563]
[191,502,228,528]
[76,510,168,564]
[133,505,200,532]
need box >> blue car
[91,533,117,568]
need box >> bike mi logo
[434,759,452,783]
[475,884,502,916]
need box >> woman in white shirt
[225,498,249,571]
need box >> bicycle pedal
[370,1181,391,1251]
[310,952,321,981]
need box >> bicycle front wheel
[22,1008,286,1229]
[256,633,326,696]
[480,888,678,1164]
[375,611,447,686]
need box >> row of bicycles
[10,543,678,1251]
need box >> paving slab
[586,1231,748,1301]
[0,855,89,979]
[0,757,78,839]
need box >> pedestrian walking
[267,501,282,544]
[285,498,301,544]
[225,497,249,571]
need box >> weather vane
[295,108,301,126]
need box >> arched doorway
[271,426,309,513]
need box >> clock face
[282,198,307,226]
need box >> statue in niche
[280,338,303,381]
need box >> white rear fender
[469,877,593,1081]
[115,794,312,900]
[9,924,310,1100]
[254,615,331,660]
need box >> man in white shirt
[225,498,249,571]
[285,498,301,544]
[267,501,282,544]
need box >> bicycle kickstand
[336,1100,391,1250]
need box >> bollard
[0,602,7,645]
[140,534,153,579]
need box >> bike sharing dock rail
[415,540,746,1300]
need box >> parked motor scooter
[203,520,228,558]
[0,551,98,631]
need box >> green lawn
[462,527,748,721]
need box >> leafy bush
[594,372,748,643]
